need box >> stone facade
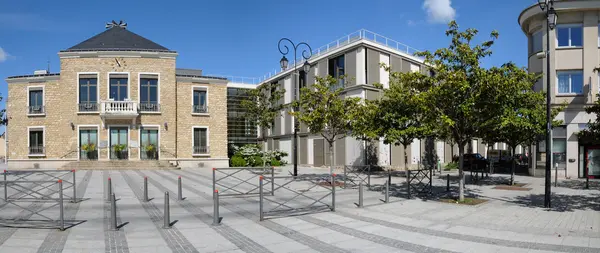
[6,53,228,169]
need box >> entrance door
[314,139,324,167]
[110,127,128,160]
[140,128,158,160]
[586,147,600,178]
[80,129,98,160]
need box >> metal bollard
[107,177,112,203]
[259,176,264,221]
[388,170,391,187]
[407,170,411,199]
[331,174,336,212]
[271,167,275,196]
[72,170,77,203]
[213,190,220,225]
[356,183,363,208]
[163,192,170,228]
[586,176,589,190]
[58,179,65,231]
[144,177,149,202]
[212,168,216,198]
[554,163,558,187]
[385,180,390,203]
[110,193,117,231]
[3,170,7,201]
[446,174,450,192]
[178,176,183,201]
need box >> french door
[140,128,159,160]
[110,127,128,160]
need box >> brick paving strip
[119,171,199,253]
[103,171,130,253]
[177,170,457,253]
[35,170,93,253]
[0,173,74,246]
[335,210,598,253]
[148,170,348,253]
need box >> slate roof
[62,26,174,53]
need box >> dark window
[193,128,208,154]
[29,90,43,107]
[328,55,345,87]
[193,89,207,113]
[109,78,128,101]
[299,70,307,97]
[29,130,44,154]
[140,78,158,105]
[79,77,98,111]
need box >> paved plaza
[0,166,598,253]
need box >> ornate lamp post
[278,38,312,176]
[537,0,558,208]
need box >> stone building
[5,22,229,169]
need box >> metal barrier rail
[407,169,433,199]
[259,174,337,221]
[213,167,274,197]
[343,165,371,188]
[0,170,79,230]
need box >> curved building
[519,0,600,178]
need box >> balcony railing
[78,103,99,112]
[28,105,45,115]
[193,105,209,114]
[140,103,160,112]
[29,146,45,155]
[193,146,209,155]
[101,101,138,116]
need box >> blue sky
[0,0,536,134]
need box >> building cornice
[58,50,178,59]
[6,73,60,84]
[519,0,600,34]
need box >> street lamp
[537,0,557,208]
[278,38,313,176]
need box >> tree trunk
[458,144,465,202]
[329,142,335,182]
[403,144,408,172]
[511,146,516,185]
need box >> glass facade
[227,87,257,157]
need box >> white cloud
[0,47,9,63]
[423,0,456,24]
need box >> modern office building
[5,22,229,169]
[257,29,485,168]
[226,83,258,157]
[519,0,600,178]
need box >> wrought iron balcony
[139,103,160,112]
[78,103,99,112]
[193,105,208,114]
[193,146,209,155]
[100,101,138,118]
[28,105,45,115]
[29,146,45,155]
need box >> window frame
[138,73,160,113]
[27,85,45,116]
[77,72,99,113]
[191,86,209,115]
[138,124,161,160]
[328,54,346,88]
[106,72,130,101]
[556,24,583,48]
[27,126,45,156]
[531,29,543,54]
[556,70,584,95]
[192,126,209,156]
[77,124,100,160]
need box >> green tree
[416,21,498,201]
[241,82,286,167]
[578,95,600,143]
[291,76,361,176]
[377,67,432,170]
[349,98,381,165]
[481,63,565,185]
